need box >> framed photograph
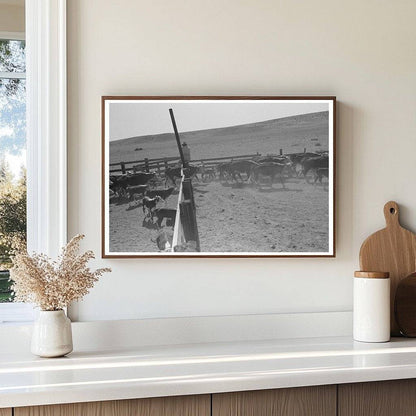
[102,96,336,258]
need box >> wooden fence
[110,153,260,175]
[109,148,314,176]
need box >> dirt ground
[195,178,328,253]
[109,176,329,253]
[109,190,178,253]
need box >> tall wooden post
[121,162,126,174]
[169,109,188,168]
[144,158,149,172]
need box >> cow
[145,187,175,200]
[142,195,164,218]
[301,155,329,178]
[165,165,199,186]
[152,207,177,227]
[252,162,288,188]
[121,172,155,187]
[109,178,121,195]
[256,155,295,177]
[199,164,216,182]
[154,230,172,251]
[287,153,320,176]
[314,167,329,184]
[219,160,259,182]
[111,172,155,197]
[126,184,148,200]
[217,163,232,181]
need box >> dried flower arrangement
[10,234,111,311]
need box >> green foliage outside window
[0,38,26,302]
[0,161,26,302]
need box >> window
[0,34,26,307]
[0,0,67,324]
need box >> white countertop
[2,336,416,408]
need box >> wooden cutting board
[359,201,416,336]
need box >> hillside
[110,111,329,164]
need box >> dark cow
[111,172,155,196]
[301,155,329,177]
[314,167,329,184]
[219,160,258,182]
[145,187,175,200]
[217,163,231,181]
[109,178,119,194]
[252,162,288,188]
[287,153,320,176]
[120,172,155,187]
[142,195,164,218]
[255,155,295,176]
[165,165,199,186]
[152,207,177,227]
[288,152,320,165]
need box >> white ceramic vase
[31,310,73,358]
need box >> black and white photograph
[102,97,335,257]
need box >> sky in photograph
[109,100,330,141]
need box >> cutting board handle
[384,201,400,228]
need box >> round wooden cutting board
[359,201,416,336]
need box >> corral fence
[109,147,318,176]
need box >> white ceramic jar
[353,271,390,343]
[31,310,73,357]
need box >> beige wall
[0,4,24,33]
[67,0,416,321]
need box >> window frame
[0,31,24,41]
[0,0,67,323]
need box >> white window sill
[0,303,35,324]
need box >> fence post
[164,158,169,172]
[144,158,149,172]
[304,148,306,153]
[279,149,283,155]
[169,109,188,168]
[121,162,126,174]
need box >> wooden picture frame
[102,96,336,258]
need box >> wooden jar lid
[354,271,390,279]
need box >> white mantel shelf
[2,336,416,408]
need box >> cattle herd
[109,151,329,234]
